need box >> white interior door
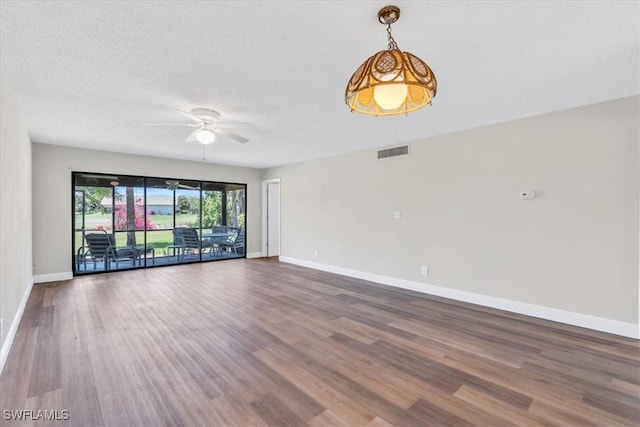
[267,182,280,256]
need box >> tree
[228,191,237,228]
[202,191,222,227]
[115,195,155,242]
[177,195,189,214]
[126,187,136,246]
[227,190,245,228]
[177,195,199,214]
[201,190,245,229]
[77,186,111,213]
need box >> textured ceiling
[1,1,638,168]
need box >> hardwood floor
[1,258,638,426]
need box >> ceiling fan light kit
[166,180,179,190]
[345,5,437,116]
[145,108,250,145]
[195,128,216,144]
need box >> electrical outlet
[314,249,319,258]
[393,211,401,219]
[420,266,429,276]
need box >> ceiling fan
[165,180,199,191]
[145,108,250,144]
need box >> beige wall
[32,144,262,276]
[0,70,33,357]
[264,96,639,324]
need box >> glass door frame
[72,171,248,276]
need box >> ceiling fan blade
[185,129,199,143]
[216,121,255,129]
[178,184,199,190]
[215,129,249,144]
[177,110,204,123]
[143,123,199,127]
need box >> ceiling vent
[377,145,409,159]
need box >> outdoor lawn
[75,212,199,230]
[74,212,202,254]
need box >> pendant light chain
[386,24,398,50]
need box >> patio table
[202,232,235,255]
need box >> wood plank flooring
[1,258,638,426]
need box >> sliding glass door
[73,172,246,275]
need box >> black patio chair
[219,228,245,255]
[173,227,212,257]
[82,230,140,270]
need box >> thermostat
[520,190,536,200]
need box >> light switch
[393,211,401,219]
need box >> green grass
[75,212,200,230]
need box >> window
[73,172,246,275]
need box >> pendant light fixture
[345,5,437,116]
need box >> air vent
[377,145,409,159]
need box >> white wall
[0,70,33,371]
[264,96,639,333]
[32,144,262,277]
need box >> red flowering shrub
[115,198,156,230]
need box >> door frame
[261,178,281,257]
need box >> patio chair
[173,227,212,257]
[219,228,245,255]
[82,230,140,270]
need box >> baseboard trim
[279,257,639,339]
[0,277,34,375]
[247,252,263,259]
[33,271,73,284]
